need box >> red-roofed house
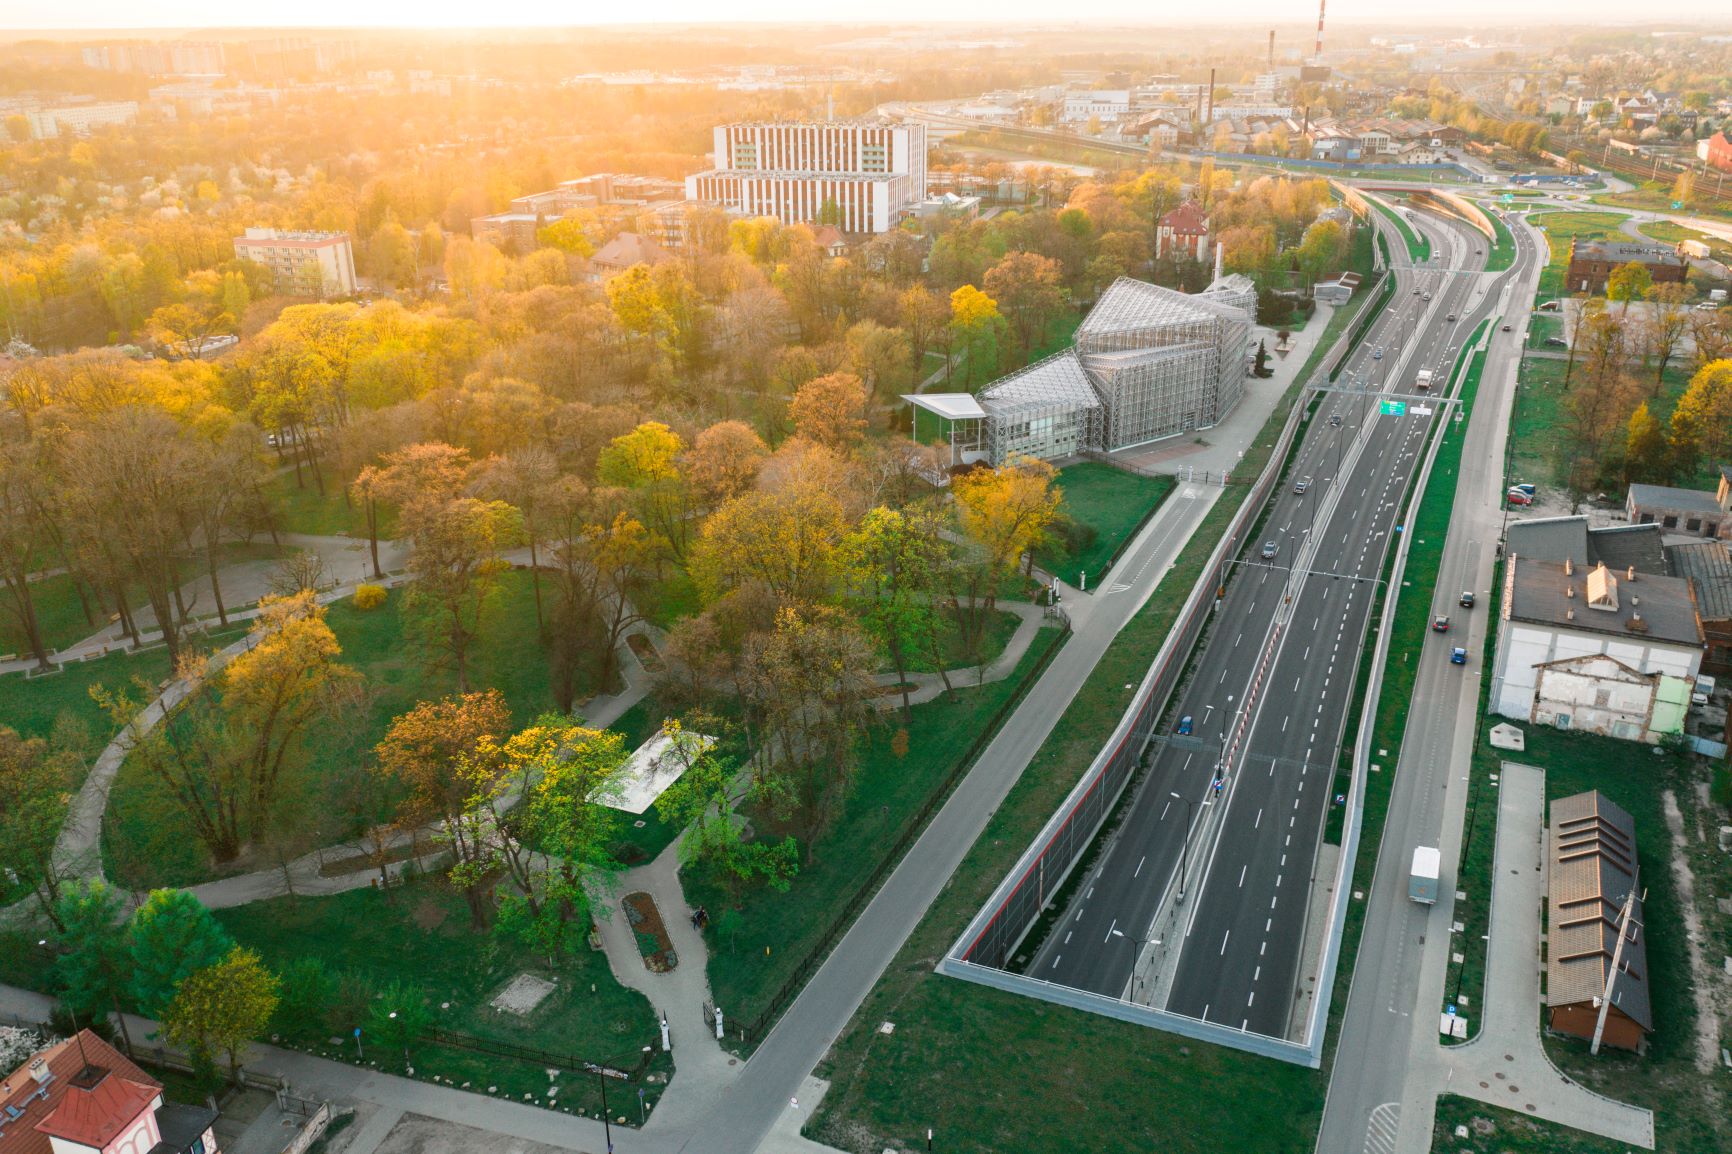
[586,231,674,281]
[0,1031,217,1154]
[1156,200,1211,262]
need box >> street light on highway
[1170,791,1195,904]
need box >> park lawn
[635,563,702,630]
[1037,461,1176,588]
[1511,725,1728,1153]
[1593,184,1732,223]
[1529,210,1628,299]
[689,625,1066,1044]
[1507,357,1568,491]
[0,647,178,743]
[1430,1096,1633,1154]
[1524,313,1561,349]
[885,607,1023,675]
[262,469,397,540]
[101,570,572,890]
[215,874,671,1121]
[3,573,99,657]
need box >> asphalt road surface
[1025,205,1517,1038]
[1314,210,1546,1152]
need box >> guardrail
[945,262,1398,982]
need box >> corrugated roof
[1545,791,1652,1034]
[1589,524,1667,574]
[1667,541,1732,620]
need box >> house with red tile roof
[1155,200,1210,262]
[0,1031,217,1154]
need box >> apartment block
[232,228,357,298]
[685,120,926,234]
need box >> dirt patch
[412,897,448,932]
[1663,788,1723,1073]
[626,632,664,672]
[622,891,678,973]
[488,973,557,1015]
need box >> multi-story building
[0,1028,220,1154]
[1697,129,1732,174]
[685,120,927,235]
[470,213,543,252]
[1565,239,1688,294]
[81,40,226,75]
[905,276,1254,465]
[1155,200,1211,262]
[21,101,138,140]
[231,228,357,298]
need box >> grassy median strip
[1367,194,1430,262]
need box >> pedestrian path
[1421,762,1655,1150]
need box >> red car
[1506,489,1533,507]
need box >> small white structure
[490,973,557,1015]
[603,728,716,815]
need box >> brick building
[1564,239,1686,295]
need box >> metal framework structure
[980,350,1103,462]
[971,277,1255,463]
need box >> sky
[0,0,1727,31]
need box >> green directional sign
[1380,399,1407,416]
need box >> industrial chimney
[1268,30,1276,70]
[1315,0,1327,61]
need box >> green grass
[891,607,1023,675]
[262,469,393,539]
[101,570,582,889]
[1037,462,1175,586]
[0,647,177,744]
[1430,1095,1634,1153]
[1478,204,1516,272]
[1637,218,1732,260]
[1511,726,1727,1152]
[1592,183,1732,223]
[215,874,671,1121]
[635,564,701,630]
[1368,194,1431,262]
[3,573,100,657]
[1529,210,1628,299]
[689,625,1066,1047]
[1524,313,1562,349]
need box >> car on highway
[1261,540,1279,559]
[1423,292,1433,301]
[1506,489,1533,507]
[1412,287,1421,295]
[1176,715,1193,735]
[1501,323,1512,332]
[1446,313,1457,322]
[1294,477,1311,494]
[1450,647,1468,665]
[1459,591,1476,608]
[1329,414,1342,427]
[1432,614,1450,632]
[1372,347,1383,359]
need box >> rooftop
[902,393,988,422]
[1545,791,1652,1034]
[1506,557,1703,647]
[1504,515,1666,574]
[1627,482,1725,515]
[1571,238,1684,267]
[1667,540,1732,619]
[1076,277,1247,345]
[0,1031,160,1154]
[979,349,1102,419]
[590,231,671,270]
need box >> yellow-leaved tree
[163,946,281,1083]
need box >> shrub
[353,584,387,610]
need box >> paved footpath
[1407,762,1655,1150]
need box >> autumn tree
[374,690,512,927]
[100,592,357,864]
[0,444,56,670]
[788,372,869,451]
[983,252,1068,365]
[475,446,558,626]
[0,727,76,922]
[695,482,845,605]
[1642,283,1691,390]
[130,888,236,1018]
[163,947,280,1082]
[1606,262,1652,313]
[950,284,1006,388]
[1668,359,1732,479]
[685,420,769,510]
[655,721,797,899]
[1624,402,1669,483]
[954,455,1063,589]
[597,421,689,557]
[738,605,879,846]
[838,506,954,718]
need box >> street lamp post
[1171,790,1195,903]
[598,1067,614,1154]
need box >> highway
[1022,204,1519,1037]
[1315,205,1547,1152]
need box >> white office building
[684,121,926,234]
[231,228,357,298]
[23,101,139,140]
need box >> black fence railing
[421,1025,652,1080]
[735,619,1071,1044]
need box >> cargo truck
[1409,846,1441,904]
[1415,369,1434,391]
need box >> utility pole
[1590,879,1642,1056]
[1170,791,1195,902]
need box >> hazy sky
[1,0,1726,31]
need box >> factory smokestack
[1206,67,1215,123]
[1268,30,1275,70]
[1315,0,1326,60]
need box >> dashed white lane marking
[1220,931,1231,955]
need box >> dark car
[1176,715,1193,736]
[1450,647,1468,665]
[1261,540,1279,560]
[1433,615,1451,632]
[1329,414,1343,427]
[1459,591,1476,609]
[1446,313,1457,322]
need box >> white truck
[1415,369,1435,391]
[1409,846,1441,905]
